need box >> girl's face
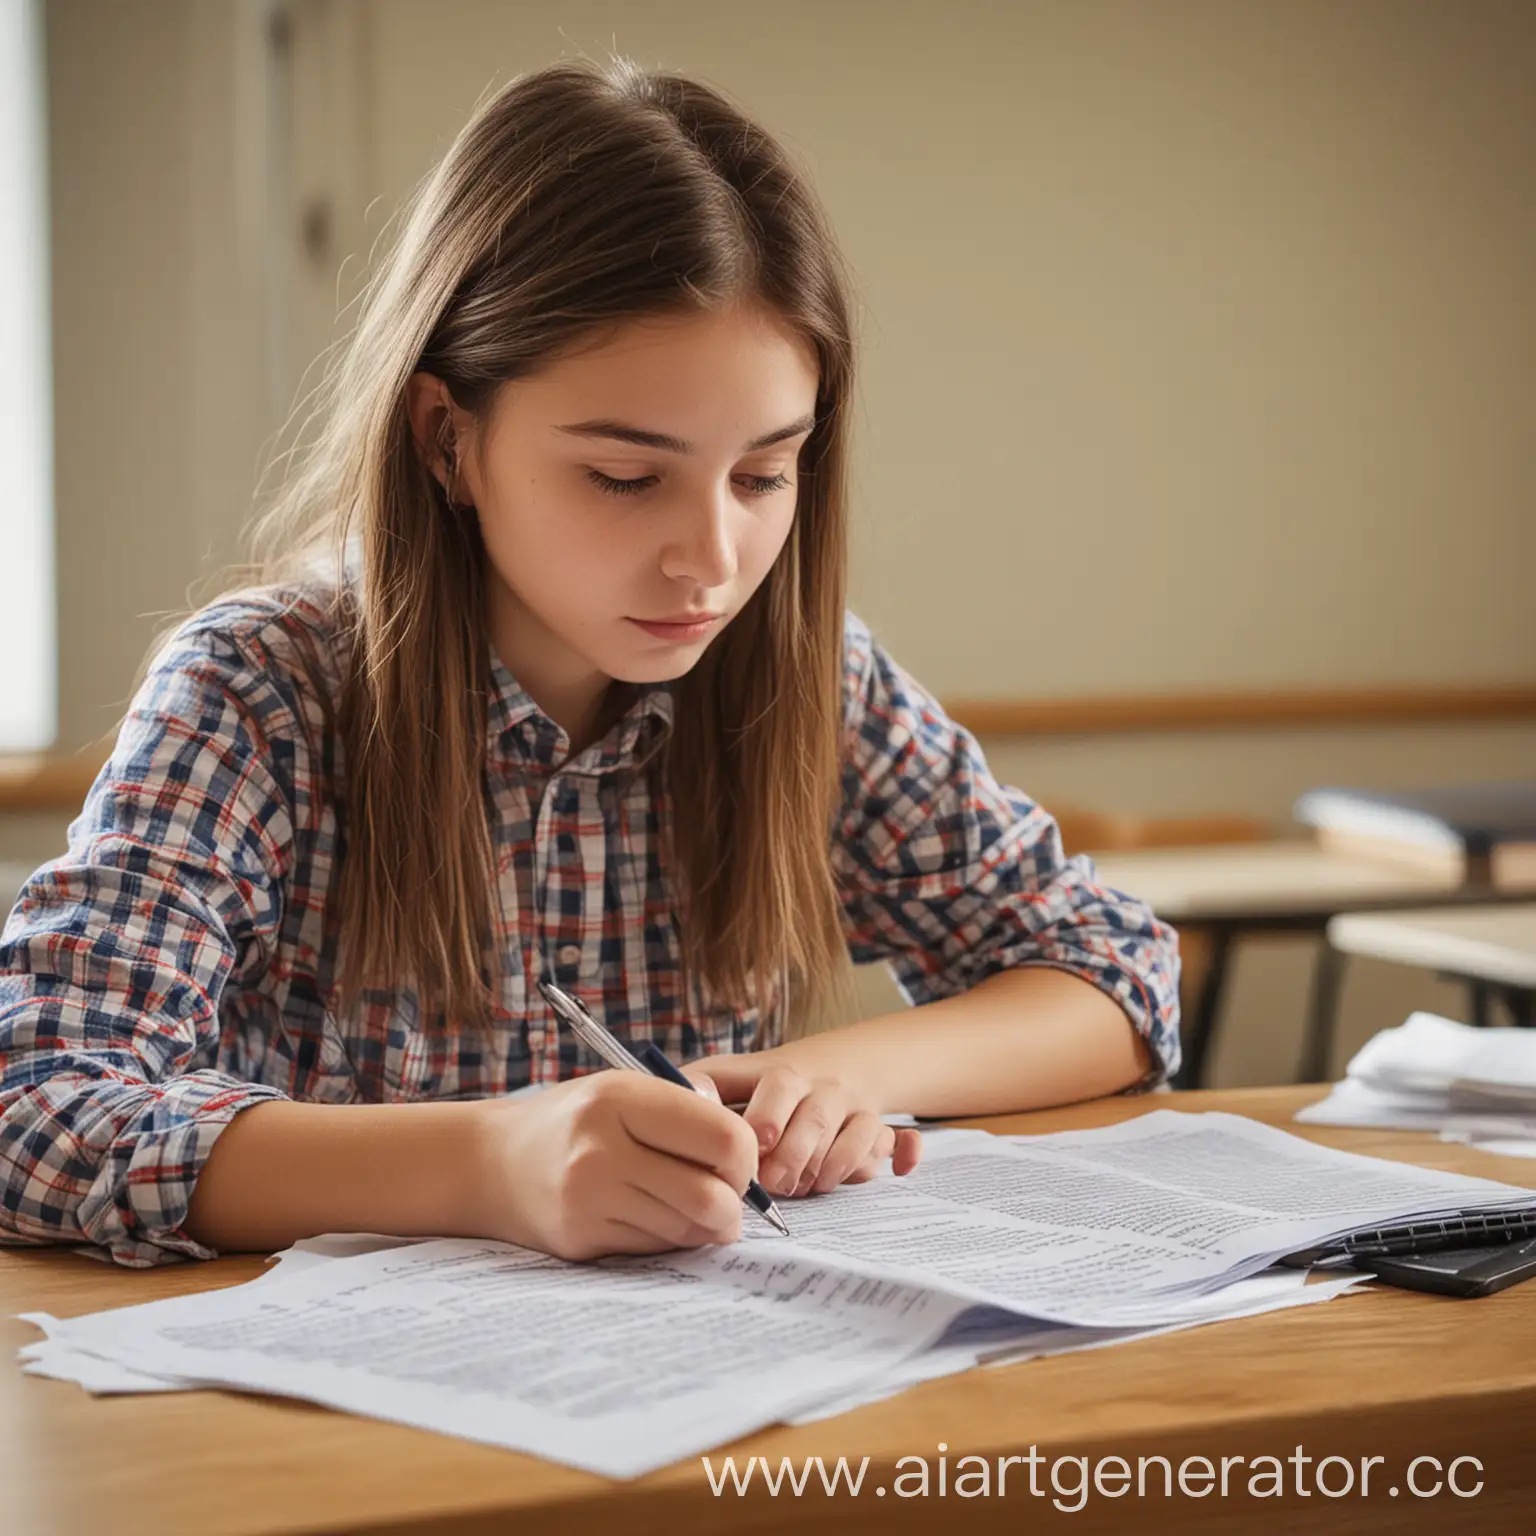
[440,303,819,716]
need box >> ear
[404,371,468,491]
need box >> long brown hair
[252,59,856,1036]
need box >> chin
[604,633,719,686]
[608,649,709,686]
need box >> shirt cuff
[74,1073,291,1267]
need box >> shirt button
[558,944,582,967]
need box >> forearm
[183,1099,485,1254]
[771,967,1154,1119]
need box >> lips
[627,614,724,642]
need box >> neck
[488,581,612,755]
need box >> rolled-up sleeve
[0,619,302,1266]
[832,615,1181,1086]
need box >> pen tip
[766,1207,791,1237]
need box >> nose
[658,489,738,590]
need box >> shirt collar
[485,646,674,775]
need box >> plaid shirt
[0,589,1179,1267]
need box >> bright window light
[0,0,56,753]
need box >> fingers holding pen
[619,1141,745,1247]
[613,1072,761,1197]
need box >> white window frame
[0,0,56,754]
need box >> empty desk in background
[1091,841,1536,1088]
[1329,904,1536,1029]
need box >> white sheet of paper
[17,1233,426,1393]
[1345,1012,1491,1097]
[20,1110,1528,1474]
[1298,1012,1536,1139]
[730,1113,1532,1325]
[1455,1030,1536,1096]
[784,1269,1367,1425]
[1295,1076,1464,1131]
[27,1238,967,1478]
[1439,1130,1536,1159]
[1345,1012,1536,1103]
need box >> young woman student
[0,60,1179,1270]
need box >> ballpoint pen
[537,978,791,1237]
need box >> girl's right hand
[461,1072,762,1261]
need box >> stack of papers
[17,1110,1536,1478]
[1297,1011,1536,1156]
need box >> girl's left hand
[682,1054,922,1198]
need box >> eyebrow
[554,413,816,454]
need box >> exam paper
[20,1110,1530,1476]
[783,1268,1367,1425]
[732,1112,1535,1325]
[17,1233,424,1394]
[27,1238,966,1478]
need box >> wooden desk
[4,1086,1535,1535]
[1330,903,1536,1027]
[1093,842,1534,1086]
[1092,842,1462,922]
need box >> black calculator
[1360,1235,1536,1298]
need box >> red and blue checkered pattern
[0,590,1178,1267]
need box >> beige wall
[11,0,1536,1084]
[43,0,270,752]
[356,0,1536,698]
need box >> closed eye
[585,468,793,498]
[586,468,657,497]
[739,472,792,496]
